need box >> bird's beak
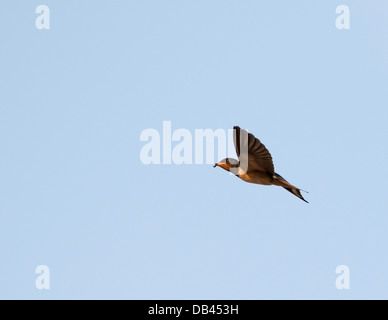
[213,163,218,168]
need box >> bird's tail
[273,173,309,203]
[283,187,309,203]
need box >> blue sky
[1,0,388,299]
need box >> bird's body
[214,126,308,203]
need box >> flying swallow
[214,126,308,203]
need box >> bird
[214,126,308,203]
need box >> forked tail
[273,173,309,203]
[283,187,309,203]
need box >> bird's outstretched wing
[233,126,275,174]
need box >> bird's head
[213,158,239,172]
